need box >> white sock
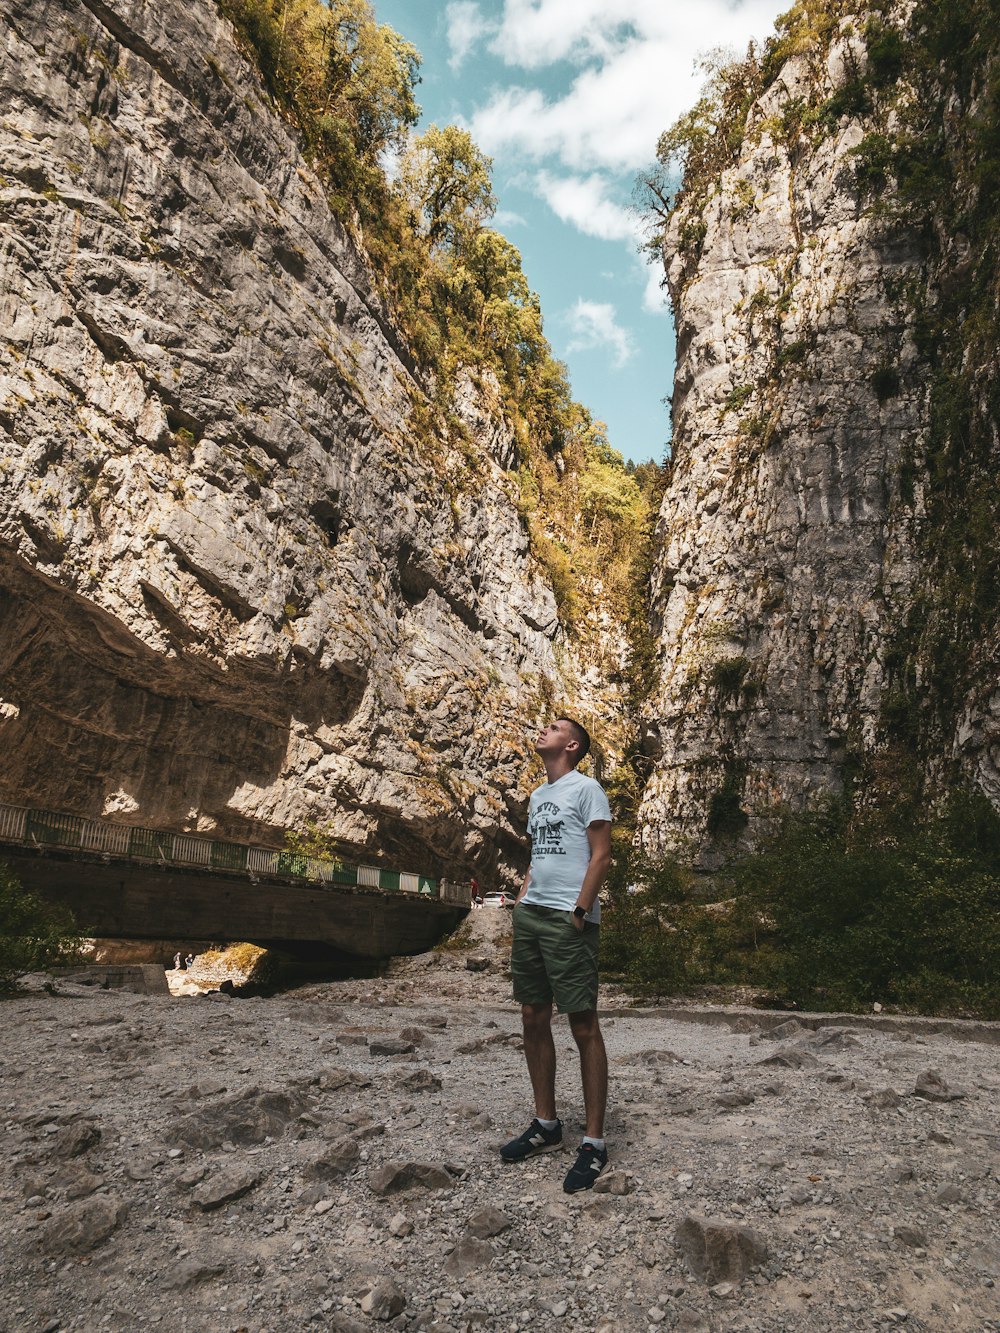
[536,1117,559,1131]
[583,1136,605,1151]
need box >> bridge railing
[0,801,468,904]
[0,804,27,843]
[81,821,131,857]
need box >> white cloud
[493,206,528,229]
[490,0,776,70]
[470,50,691,173]
[642,259,669,315]
[490,0,640,67]
[470,0,780,172]
[535,171,641,242]
[445,2,495,70]
[566,299,635,367]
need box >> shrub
[706,773,751,838]
[0,861,83,989]
[722,383,754,414]
[434,917,477,953]
[284,821,343,866]
[603,791,1000,1018]
[707,656,753,699]
[852,132,896,192]
[864,18,906,87]
[530,529,579,625]
[602,847,761,993]
[871,364,901,402]
[776,339,808,370]
[818,78,870,125]
[720,793,1000,1016]
[601,851,700,991]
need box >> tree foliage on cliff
[219,0,419,208]
[219,0,573,434]
[0,862,82,989]
[219,0,660,639]
[641,0,884,239]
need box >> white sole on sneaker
[501,1140,563,1162]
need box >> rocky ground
[2,908,999,1333]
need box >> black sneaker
[562,1142,608,1193]
[499,1118,563,1162]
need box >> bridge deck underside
[3,845,467,959]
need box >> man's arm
[573,820,611,925]
[515,866,532,903]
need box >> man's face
[535,719,577,760]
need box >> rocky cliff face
[0,0,571,879]
[639,3,1000,859]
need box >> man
[500,717,612,1192]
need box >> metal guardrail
[0,801,469,906]
[0,804,27,842]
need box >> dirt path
[2,914,998,1333]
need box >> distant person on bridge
[500,717,612,1192]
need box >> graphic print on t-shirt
[529,801,566,857]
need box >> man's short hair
[557,716,591,765]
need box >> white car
[482,892,513,908]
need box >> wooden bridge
[0,803,469,959]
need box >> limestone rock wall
[637,12,999,859]
[0,0,565,880]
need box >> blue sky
[374,1,783,464]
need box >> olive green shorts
[511,902,600,1013]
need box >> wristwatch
[573,905,587,920]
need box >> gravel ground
[2,909,999,1333]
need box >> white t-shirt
[522,769,612,922]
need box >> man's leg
[499,995,563,1163]
[568,1008,607,1139]
[521,1001,557,1121]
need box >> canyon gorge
[1,0,998,884]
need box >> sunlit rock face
[0,0,563,879]
[638,15,999,860]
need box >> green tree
[283,821,344,865]
[601,849,702,991]
[720,793,1000,1016]
[602,789,1000,1018]
[222,0,419,202]
[0,862,82,989]
[441,229,550,387]
[400,124,496,252]
[639,46,763,229]
[578,428,648,548]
